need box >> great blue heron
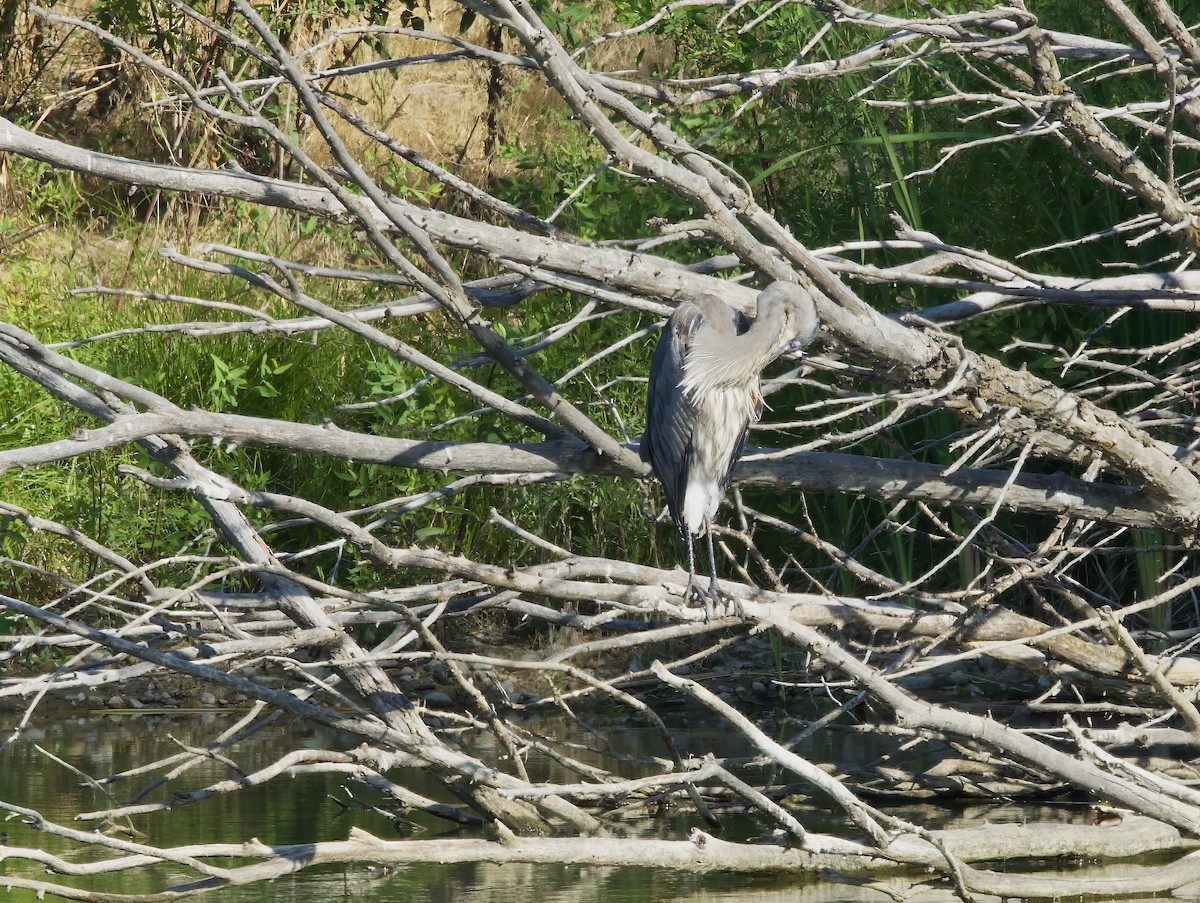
[640,281,820,618]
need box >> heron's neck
[681,310,786,398]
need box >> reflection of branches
[2,816,1196,901]
[80,747,480,827]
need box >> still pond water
[0,708,1194,902]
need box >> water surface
[0,709,1194,902]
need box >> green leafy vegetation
[1,0,1193,627]
[0,155,658,611]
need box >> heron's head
[757,281,820,359]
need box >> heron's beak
[778,330,818,358]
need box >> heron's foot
[682,577,743,621]
[682,576,717,621]
[708,576,746,619]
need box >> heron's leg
[705,530,742,618]
[681,532,713,622]
[705,529,720,596]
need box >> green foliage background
[1,1,1193,626]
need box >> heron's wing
[640,303,705,533]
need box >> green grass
[0,155,657,607]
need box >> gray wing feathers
[641,304,705,536]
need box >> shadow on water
[0,710,1196,902]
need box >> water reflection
[0,712,1197,902]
